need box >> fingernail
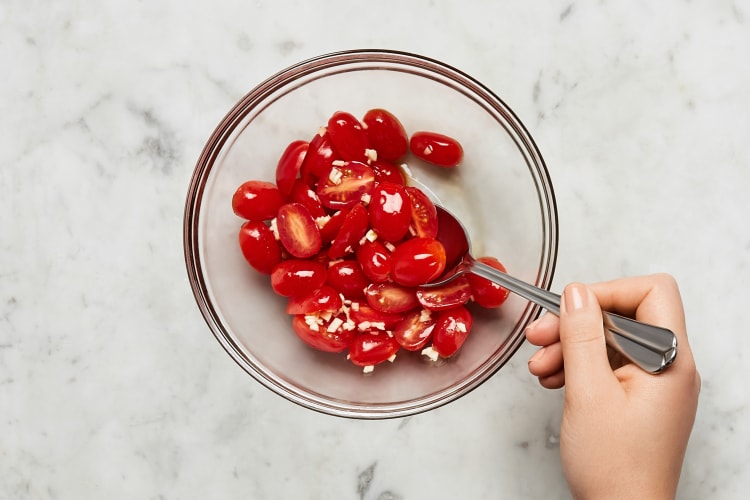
[529,347,546,365]
[565,283,587,311]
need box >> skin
[525,274,700,500]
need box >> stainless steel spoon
[424,205,678,374]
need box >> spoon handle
[468,260,677,374]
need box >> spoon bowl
[427,205,678,374]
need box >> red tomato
[328,203,369,259]
[362,108,408,161]
[287,178,327,218]
[389,237,446,287]
[368,182,412,242]
[286,285,343,314]
[348,303,403,331]
[232,180,285,221]
[404,186,438,239]
[348,334,400,367]
[467,256,511,308]
[292,314,354,353]
[270,259,327,297]
[275,203,322,258]
[300,128,339,187]
[410,131,463,168]
[326,260,369,299]
[370,160,406,185]
[364,282,420,314]
[393,308,436,351]
[355,240,391,283]
[238,221,282,274]
[327,111,369,161]
[318,207,349,244]
[416,276,472,311]
[431,305,473,357]
[275,140,309,196]
[316,160,375,210]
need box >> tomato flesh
[393,308,436,351]
[405,186,438,239]
[364,282,419,314]
[317,161,375,210]
[275,203,322,259]
[416,276,472,311]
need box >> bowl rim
[183,48,559,419]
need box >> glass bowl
[183,49,558,419]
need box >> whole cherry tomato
[326,260,369,299]
[410,131,463,168]
[348,333,400,367]
[467,256,510,308]
[270,259,327,297]
[431,305,473,357]
[327,111,369,161]
[286,285,343,314]
[232,180,285,221]
[368,182,412,242]
[276,140,309,196]
[328,203,369,259]
[389,237,446,287]
[355,240,391,283]
[300,128,339,186]
[238,221,283,274]
[362,108,408,161]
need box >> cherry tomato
[416,276,472,311]
[238,221,282,274]
[393,308,436,351]
[370,160,406,185]
[328,203,369,259]
[316,160,375,210]
[404,186,438,239]
[348,303,403,331]
[292,314,354,353]
[275,203,322,259]
[327,111,369,161]
[364,282,420,314]
[318,207,349,244]
[362,108,408,161]
[355,240,391,283]
[431,305,473,357]
[389,237,446,287]
[410,131,463,168]
[232,180,285,221]
[368,182,412,242]
[348,333,400,367]
[326,260,369,299]
[276,140,309,196]
[270,259,327,297]
[287,178,327,218]
[300,128,339,187]
[467,256,510,308]
[286,285,343,314]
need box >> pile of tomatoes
[232,108,509,372]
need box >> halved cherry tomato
[300,128,339,186]
[410,131,463,168]
[275,203,322,259]
[370,160,406,185]
[326,260,369,299]
[232,180,285,221]
[431,305,473,357]
[270,259,327,297]
[467,256,510,308]
[286,285,343,314]
[292,314,354,353]
[348,303,403,331]
[368,182,412,242]
[287,178,327,218]
[404,186,438,239]
[327,111,369,161]
[238,221,282,274]
[276,140,309,196]
[393,308,436,351]
[364,282,420,313]
[318,207,349,244]
[328,203,369,259]
[348,333,400,367]
[416,276,472,311]
[362,108,408,161]
[389,237,446,287]
[355,240,391,283]
[316,161,375,210]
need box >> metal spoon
[424,205,678,374]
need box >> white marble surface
[2,1,749,498]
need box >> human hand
[525,274,700,499]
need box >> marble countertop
[2,1,749,498]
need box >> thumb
[559,283,616,393]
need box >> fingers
[525,313,560,346]
[558,283,618,393]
